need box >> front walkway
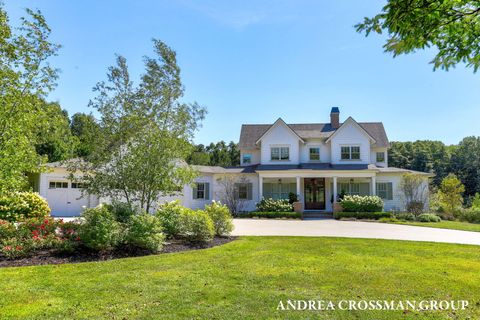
[232,219,480,245]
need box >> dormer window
[242,154,252,164]
[376,152,385,162]
[271,147,289,161]
[341,146,360,160]
[309,147,320,161]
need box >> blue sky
[5,0,480,145]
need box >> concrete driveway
[232,219,480,246]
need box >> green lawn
[386,220,480,232]
[1,237,479,319]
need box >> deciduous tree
[356,0,480,71]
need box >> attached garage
[35,162,99,217]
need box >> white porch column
[296,176,301,197]
[259,176,263,200]
[371,176,376,196]
[333,176,338,203]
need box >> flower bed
[0,201,236,266]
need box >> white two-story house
[38,108,431,216]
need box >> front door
[304,178,326,210]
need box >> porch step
[302,212,334,219]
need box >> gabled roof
[239,120,389,149]
[254,118,305,145]
[325,117,376,144]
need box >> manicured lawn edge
[380,219,480,232]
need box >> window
[193,182,209,200]
[49,181,68,189]
[377,182,393,200]
[271,147,289,161]
[309,147,320,161]
[376,152,385,162]
[262,183,296,200]
[71,182,85,189]
[235,183,252,200]
[242,154,252,164]
[338,183,369,196]
[341,146,360,160]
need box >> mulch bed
[0,236,237,268]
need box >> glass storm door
[304,178,326,210]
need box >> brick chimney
[330,107,340,129]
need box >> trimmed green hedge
[334,211,392,220]
[244,212,302,219]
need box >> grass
[387,220,480,232]
[0,237,479,319]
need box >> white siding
[299,139,331,163]
[240,149,261,166]
[259,121,301,164]
[330,120,372,164]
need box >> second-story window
[271,147,289,161]
[376,152,385,162]
[341,146,360,160]
[242,154,252,164]
[309,147,320,161]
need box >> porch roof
[255,163,376,171]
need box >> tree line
[389,138,480,199]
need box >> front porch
[259,173,378,213]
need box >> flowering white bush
[340,195,383,212]
[256,198,293,212]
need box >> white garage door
[46,181,94,217]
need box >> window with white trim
[49,181,68,189]
[235,183,252,200]
[271,147,289,161]
[242,154,252,164]
[71,182,85,189]
[376,182,393,200]
[309,147,320,161]
[376,152,385,162]
[341,146,360,160]
[193,182,210,200]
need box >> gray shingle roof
[239,122,389,148]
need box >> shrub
[0,220,16,239]
[204,201,233,236]
[334,211,392,220]
[124,214,165,252]
[105,201,137,223]
[471,193,480,209]
[57,220,82,253]
[340,195,383,213]
[245,212,302,219]
[156,201,185,238]
[417,213,441,222]
[394,212,416,221]
[406,201,425,216]
[458,207,480,224]
[0,192,50,222]
[180,209,215,243]
[256,198,292,212]
[16,217,60,250]
[0,237,34,259]
[78,205,122,251]
[288,192,299,204]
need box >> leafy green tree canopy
[0,5,60,192]
[75,39,206,212]
[356,1,480,71]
